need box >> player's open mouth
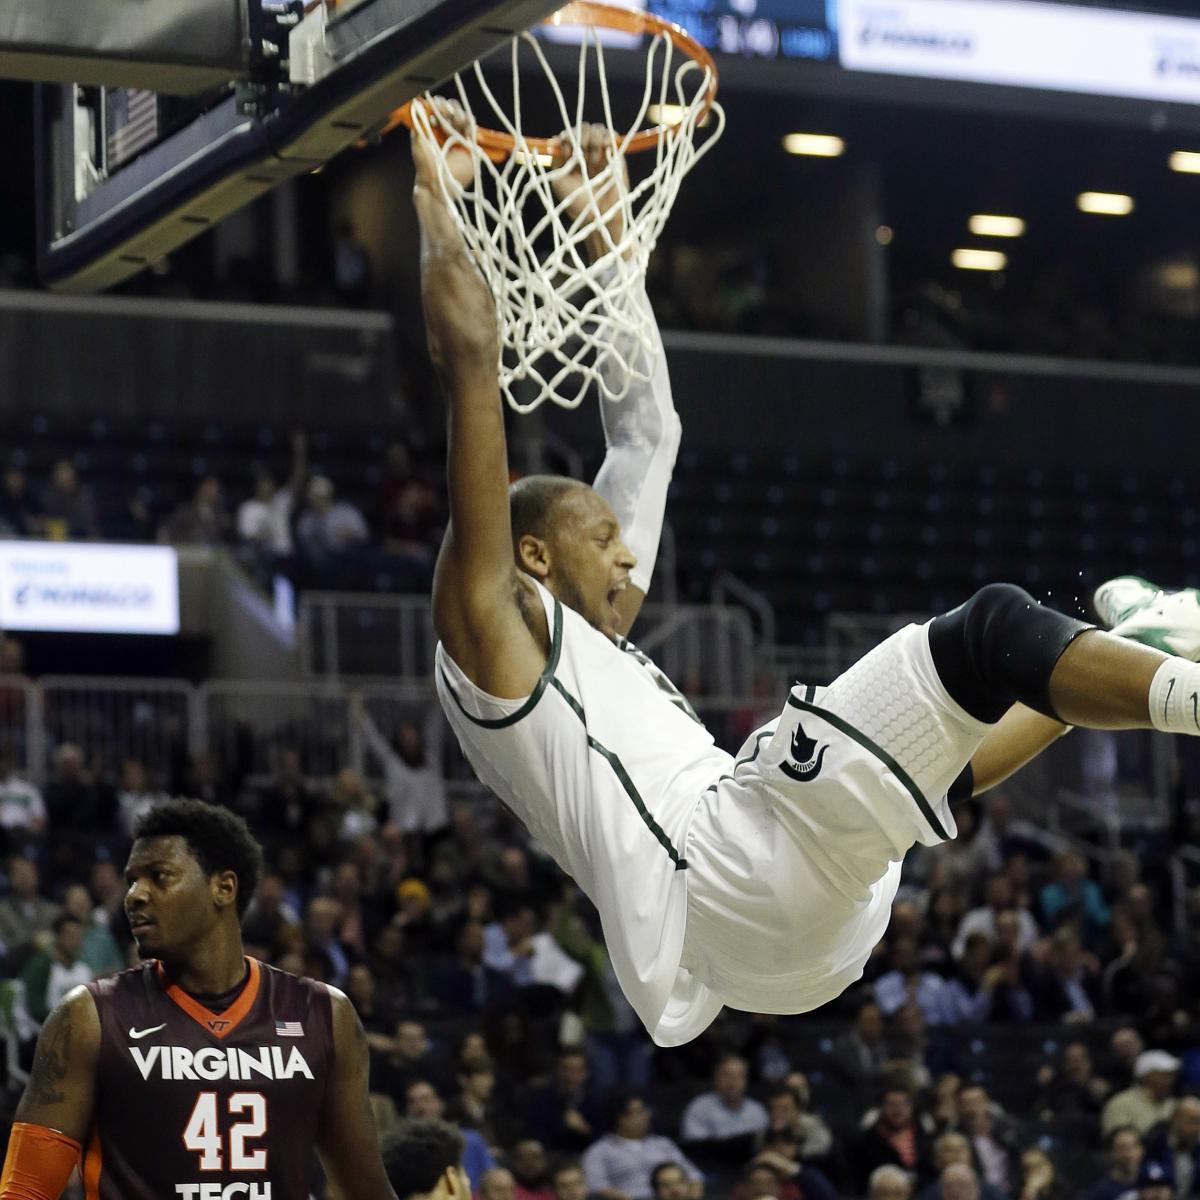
[129,918,155,934]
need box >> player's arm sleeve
[7,986,100,1188]
[316,987,399,1200]
[0,1124,82,1200]
[591,269,682,599]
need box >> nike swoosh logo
[1191,691,1198,731]
[129,1023,167,1040]
[1165,677,1175,724]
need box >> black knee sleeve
[928,583,1094,723]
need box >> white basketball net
[408,15,724,413]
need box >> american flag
[275,1020,304,1037]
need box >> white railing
[0,675,39,780]
[200,679,436,782]
[632,603,757,698]
[0,591,1178,853]
[299,592,437,680]
[298,591,759,697]
[38,676,198,781]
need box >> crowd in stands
[8,413,1200,659]
[1,707,1199,1200]
[0,430,446,594]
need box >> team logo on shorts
[781,719,827,782]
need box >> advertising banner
[0,542,180,635]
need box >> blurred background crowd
[1,697,1200,1200]
[0,429,445,596]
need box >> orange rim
[380,1,718,158]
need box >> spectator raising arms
[350,692,449,836]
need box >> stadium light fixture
[647,103,713,128]
[952,248,1007,271]
[968,214,1025,238]
[1170,151,1200,174]
[1077,192,1134,215]
[782,133,845,157]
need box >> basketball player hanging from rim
[417,108,1200,1048]
[0,799,400,1200]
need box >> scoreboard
[647,0,837,63]
[645,0,1200,108]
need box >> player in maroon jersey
[0,799,398,1200]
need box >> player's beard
[555,573,601,632]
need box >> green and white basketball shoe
[1093,576,1162,628]
[1094,575,1200,661]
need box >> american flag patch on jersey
[275,1020,304,1037]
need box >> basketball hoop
[394,2,724,413]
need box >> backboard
[35,0,564,293]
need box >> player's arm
[966,703,1071,795]
[552,126,681,637]
[414,110,546,698]
[2,987,100,1200]
[316,988,399,1200]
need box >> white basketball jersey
[435,579,731,1045]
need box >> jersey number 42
[183,1092,269,1171]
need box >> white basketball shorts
[679,620,992,1016]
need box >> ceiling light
[782,133,845,157]
[647,103,712,129]
[968,214,1025,238]
[876,225,894,245]
[1077,192,1134,215]
[1170,151,1200,174]
[1160,262,1200,290]
[952,248,1007,271]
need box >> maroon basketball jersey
[84,958,333,1200]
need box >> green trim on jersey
[785,693,951,841]
[550,678,689,871]
[704,725,777,794]
[616,637,703,725]
[440,597,564,730]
